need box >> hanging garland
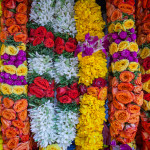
[105,0,142,148]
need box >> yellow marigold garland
[74,0,105,42]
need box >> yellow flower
[40,144,62,150]
[1,44,6,55]
[0,144,3,150]
[128,42,138,52]
[140,47,150,59]
[17,43,26,51]
[140,66,145,75]
[118,41,129,51]
[123,19,135,29]
[24,85,28,94]
[5,45,18,55]
[127,140,136,150]
[109,42,118,55]
[13,86,24,95]
[128,62,139,72]
[4,65,16,75]
[111,62,115,73]
[108,23,115,33]
[114,23,122,32]
[23,61,27,66]
[142,100,149,111]
[16,65,28,76]
[146,69,150,74]
[1,84,12,95]
[114,59,129,72]
[143,80,150,93]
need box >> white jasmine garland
[28,52,55,78]
[30,0,55,26]
[28,101,56,148]
[54,55,78,83]
[55,109,79,150]
[52,0,77,37]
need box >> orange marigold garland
[136,0,150,149]
[105,0,142,148]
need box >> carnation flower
[29,0,55,26]
[29,101,56,148]
[52,0,77,37]
[55,109,79,150]
[54,55,78,83]
[28,52,55,78]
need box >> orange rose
[14,32,27,43]
[127,104,140,114]
[87,87,99,97]
[5,18,16,27]
[134,91,143,106]
[111,9,122,22]
[0,31,8,42]
[8,25,21,35]
[118,82,134,91]
[15,13,28,25]
[128,113,140,124]
[16,3,27,13]
[120,71,135,82]
[113,98,126,110]
[112,77,119,87]
[118,3,135,15]
[115,110,130,123]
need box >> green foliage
[54,51,74,59]
[57,101,79,113]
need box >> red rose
[142,121,150,135]
[57,87,67,97]
[142,74,150,83]
[55,45,65,54]
[65,42,76,53]
[28,37,34,43]
[34,26,47,37]
[68,37,77,45]
[79,84,87,95]
[34,77,50,90]
[74,97,80,105]
[46,88,54,97]
[21,135,29,142]
[5,0,16,9]
[29,85,45,98]
[55,37,64,47]
[143,57,150,71]
[30,28,36,37]
[46,32,54,40]
[44,38,54,48]
[58,95,72,103]
[70,83,78,89]
[67,89,79,99]
[144,93,150,101]
[92,77,106,87]
[33,37,44,46]
[50,80,55,89]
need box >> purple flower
[3,53,9,60]
[4,73,10,79]
[0,72,5,77]
[114,39,121,44]
[11,74,18,80]
[130,34,136,41]
[1,55,4,59]
[119,56,125,60]
[10,56,16,61]
[7,61,14,65]
[133,58,138,62]
[14,61,22,67]
[88,36,99,45]
[113,59,118,62]
[0,77,4,83]
[3,61,8,65]
[85,33,90,41]
[18,76,25,80]
[128,56,133,62]
[18,50,26,57]
[121,50,130,57]
[131,51,137,58]
[120,144,132,150]
[14,80,22,85]
[112,33,118,40]
[6,79,13,85]
[126,37,132,42]
[111,140,116,147]
[22,57,27,62]
[103,39,111,51]
[74,45,82,57]
[17,56,23,61]
[82,47,94,57]
[22,79,27,85]
[112,53,119,59]
[129,28,135,33]
[119,31,127,39]
[79,84,87,95]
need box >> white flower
[30,0,55,26]
[52,0,77,37]
[28,52,55,78]
[55,109,79,150]
[28,101,56,148]
[54,55,78,83]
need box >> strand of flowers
[105,0,142,148]
[74,0,105,42]
[75,33,108,150]
[0,0,32,149]
[28,0,79,149]
[136,0,150,149]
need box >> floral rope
[105,0,142,148]
[0,0,32,149]
[136,0,150,149]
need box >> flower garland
[0,0,31,149]
[52,0,77,37]
[105,0,142,147]
[75,34,108,150]
[74,0,105,42]
[136,0,150,149]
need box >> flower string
[105,0,142,148]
